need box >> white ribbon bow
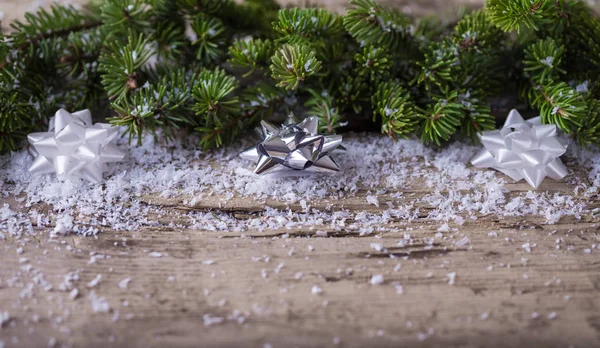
[28,109,125,183]
[471,109,569,189]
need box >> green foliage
[305,89,343,134]
[228,38,275,72]
[523,38,565,84]
[420,93,464,146]
[3,0,600,154]
[270,44,322,90]
[191,15,226,64]
[372,82,420,138]
[343,0,411,48]
[99,32,154,101]
[486,0,554,32]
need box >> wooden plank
[1,180,599,347]
[2,1,600,347]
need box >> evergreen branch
[458,90,495,140]
[343,0,412,48]
[270,44,322,90]
[99,32,154,100]
[228,38,275,73]
[534,82,586,133]
[415,40,458,91]
[453,10,504,51]
[354,45,391,82]
[274,8,344,45]
[10,5,102,51]
[575,98,600,147]
[100,0,152,36]
[191,15,226,65]
[372,81,421,138]
[420,91,464,146]
[192,68,240,130]
[0,90,36,153]
[523,38,566,84]
[197,82,284,149]
[176,0,226,15]
[486,0,554,32]
[305,89,343,133]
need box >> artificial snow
[0,130,597,251]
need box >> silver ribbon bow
[28,109,125,183]
[471,109,568,188]
[240,115,343,174]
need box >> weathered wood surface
[1,1,600,348]
[1,168,600,348]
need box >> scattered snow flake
[366,195,379,207]
[149,252,162,258]
[118,278,131,289]
[446,272,456,285]
[548,312,557,320]
[87,274,102,288]
[370,243,384,252]
[0,312,10,328]
[370,274,384,285]
[391,281,404,294]
[88,291,110,313]
[203,259,215,265]
[203,314,224,327]
[311,285,323,295]
[69,288,79,300]
[454,236,470,248]
[522,242,533,253]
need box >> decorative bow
[28,109,125,183]
[471,109,568,188]
[240,115,343,174]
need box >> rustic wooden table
[1,1,600,348]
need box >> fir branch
[10,5,102,52]
[0,90,36,153]
[305,89,343,133]
[274,8,344,45]
[458,91,495,140]
[354,45,391,83]
[415,40,458,91]
[110,68,196,144]
[100,0,152,36]
[486,0,554,32]
[534,82,585,133]
[523,38,566,84]
[228,38,275,73]
[99,32,154,100]
[372,81,421,138]
[575,98,600,147]
[270,44,322,90]
[191,15,226,65]
[343,0,412,48]
[420,91,464,146]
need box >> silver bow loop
[28,108,125,183]
[240,115,342,174]
[471,109,568,188]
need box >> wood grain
[1,1,600,347]
[1,173,600,347]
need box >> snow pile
[0,130,597,236]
